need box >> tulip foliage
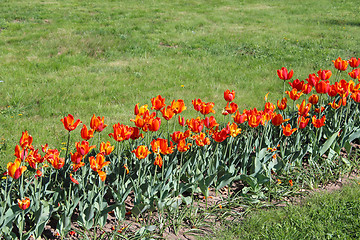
[2,57,360,238]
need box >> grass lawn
[1,0,360,169]
[210,181,360,239]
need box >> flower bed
[2,57,360,239]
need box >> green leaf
[216,173,236,190]
[319,131,339,156]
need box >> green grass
[210,182,360,239]
[1,0,360,169]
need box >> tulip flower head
[317,69,332,80]
[80,125,94,140]
[348,69,360,80]
[61,114,81,132]
[271,113,289,126]
[90,114,107,132]
[171,99,187,114]
[19,131,33,149]
[277,98,288,111]
[308,94,319,105]
[277,67,294,80]
[7,158,27,179]
[282,124,297,136]
[348,57,360,68]
[298,116,310,129]
[132,145,151,159]
[89,153,110,181]
[332,57,348,71]
[17,197,30,210]
[151,95,166,111]
[312,115,326,128]
[224,89,235,102]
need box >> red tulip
[277,67,294,80]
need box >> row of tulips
[2,57,360,239]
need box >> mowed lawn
[0,0,359,169]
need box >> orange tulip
[192,99,203,112]
[229,122,241,137]
[224,89,235,102]
[286,88,303,101]
[154,154,163,168]
[277,98,288,111]
[70,151,83,164]
[204,116,219,129]
[200,102,215,115]
[171,130,191,144]
[193,132,211,147]
[271,113,289,126]
[131,114,147,130]
[329,98,342,109]
[186,117,204,133]
[247,114,262,128]
[312,115,326,128]
[108,123,134,142]
[7,158,27,179]
[25,149,43,169]
[351,91,360,103]
[124,164,129,174]
[171,99,187,114]
[132,145,151,159]
[70,173,79,184]
[297,100,311,116]
[348,69,360,80]
[150,138,174,155]
[75,141,96,156]
[61,114,81,132]
[19,131,33,150]
[308,94,319,105]
[46,152,65,170]
[80,124,94,140]
[89,153,110,181]
[277,67,294,80]
[314,107,325,114]
[233,110,248,124]
[178,115,186,127]
[332,57,348,71]
[160,105,175,121]
[177,139,192,152]
[72,161,85,172]
[151,95,166,111]
[17,197,30,210]
[90,114,107,132]
[282,124,297,136]
[148,117,161,132]
[348,57,360,68]
[14,145,28,160]
[225,102,238,114]
[335,79,349,98]
[99,141,114,156]
[298,116,310,129]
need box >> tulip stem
[19,210,25,240]
[65,131,71,161]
